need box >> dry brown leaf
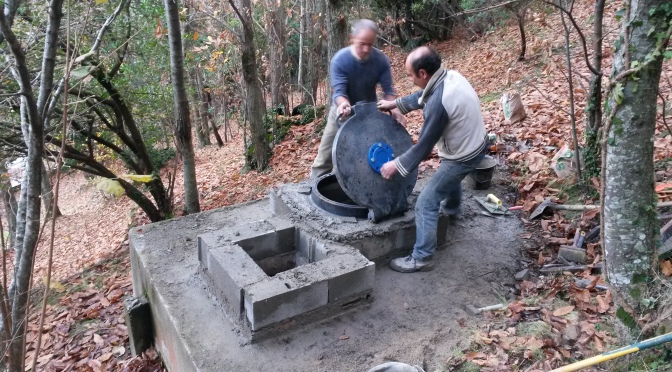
[509,302,526,314]
[593,335,605,352]
[582,208,600,220]
[661,260,672,277]
[520,281,537,295]
[112,346,125,356]
[552,305,575,316]
[466,351,488,360]
[596,296,609,313]
[93,333,104,345]
[573,289,591,304]
[36,353,54,366]
[526,337,544,351]
[583,275,601,290]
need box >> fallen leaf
[466,351,488,360]
[596,296,609,313]
[594,335,605,352]
[112,346,125,356]
[41,277,66,292]
[520,281,537,295]
[339,335,349,340]
[93,333,104,345]
[527,337,544,352]
[553,305,575,316]
[98,352,113,362]
[661,260,672,277]
[36,353,53,366]
[582,208,600,220]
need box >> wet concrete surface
[129,174,522,371]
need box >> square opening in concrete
[235,230,311,277]
[198,218,375,339]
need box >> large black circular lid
[332,102,418,221]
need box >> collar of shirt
[418,67,447,106]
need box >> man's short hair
[410,47,442,76]
[351,19,378,37]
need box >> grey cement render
[198,219,374,333]
[129,177,523,371]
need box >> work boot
[389,255,434,273]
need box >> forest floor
[16,0,672,370]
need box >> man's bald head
[407,46,442,76]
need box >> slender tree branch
[443,0,523,17]
[0,91,23,97]
[542,0,601,76]
[74,0,131,64]
[108,4,131,78]
[658,92,672,136]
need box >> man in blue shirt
[310,19,405,179]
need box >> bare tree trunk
[231,0,269,170]
[517,8,527,61]
[202,83,223,147]
[40,160,61,219]
[191,69,211,148]
[298,0,306,92]
[403,0,413,38]
[0,162,17,251]
[223,96,230,142]
[307,0,324,103]
[325,0,348,108]
[603,0,670,339]
[583,0,606,179]
[0,27,46,372]
[183,4,210,149]
[560,2,581,182]
[164,0,201,214]
[301,0,314,104]
[265,0,289,114]
[393,6,404,45]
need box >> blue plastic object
[367,142,395,173]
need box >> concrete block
[394,226,416,250]
[234,226,296,261]
[269,188,292,216]
[124,296,154,357]
[328,262,375,303]
[206,245,267,320]
[294,228,358,262]
[353,235,393,260]
[295,228,317,261]
[244,279,328,331]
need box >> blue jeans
[411,152,486,261]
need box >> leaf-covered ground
[19,0,672,369]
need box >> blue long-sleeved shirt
[330,47,395,104]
